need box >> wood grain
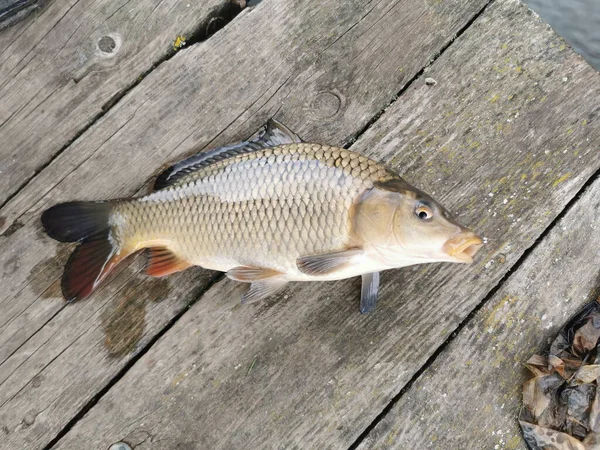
[0,0,493,448]
[0,0,237,205]
[356,173,600,450]
[49,0,600,448]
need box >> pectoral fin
[296,248,364,276]
[360,272,380,314]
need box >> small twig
[247,355,258,375]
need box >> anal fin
[360,272,380,314]
[226,265,287,304]
[242,279,288,304]
[146,247,192,277]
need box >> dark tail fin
[41,201,125,302]
[41,201,112,243]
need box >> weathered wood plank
[0,0,240,206]
[0,0,493,448]
[356,174,600,450]
[49,0,600,448]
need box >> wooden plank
[0,0,494,448]
[0,0,240,206]
[49,0,600,448]
[356,175,600,450]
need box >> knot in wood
[22,414,35,427]
[98,36,117,53]
[31,375,43,388]
[311,91,342,119]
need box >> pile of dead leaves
[520,300,600,449]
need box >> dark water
[525,0,600,70]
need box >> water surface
[525,0,600,70]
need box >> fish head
[355,178,483,267]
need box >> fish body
[114,143,391,280]
[42,120,482,312]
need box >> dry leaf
[551,333,572,360]
[573,315,600,356]
[575,365,600,384]
[520,420,587,450]
[583,432,600,450]
[526,355,551,377]
[564,358,586,370]
[563,384,596,440]
[523,376,552,420]
[549,354,568,379]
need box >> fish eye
[415,203,433,221]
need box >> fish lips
[443,231,483,263]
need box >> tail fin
[41,201,112,243]
[41,201,125,302]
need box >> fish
[41,119,483,313]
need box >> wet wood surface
[0,0,598,448]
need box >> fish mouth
[443,232,483,264]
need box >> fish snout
[443,230,483,263]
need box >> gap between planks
[27,0,508,446]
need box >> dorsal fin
[256,119,303,147]
[154,119,303,190]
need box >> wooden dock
[0,0,598,448]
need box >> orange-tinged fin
[296,248,364,276]
[145,247,192,277]
[41,200,127,302]
[227,266,283,282]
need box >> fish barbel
[42,120,482,313]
